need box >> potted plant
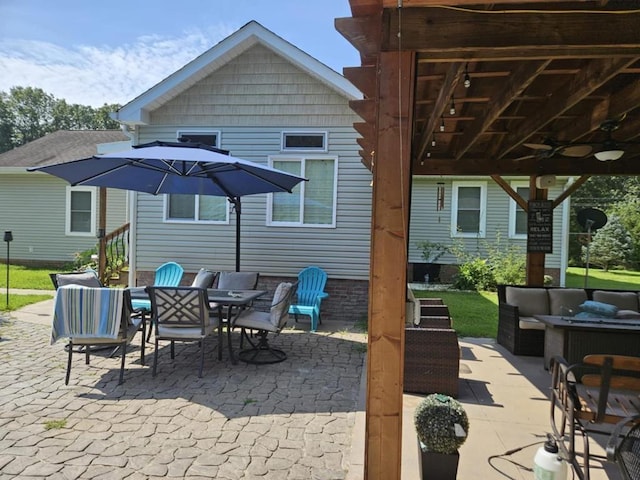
[416,241,449,283]
[414,393,469,480]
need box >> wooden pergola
[335,1,640,478]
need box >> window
[268,156,337,227]
[165,194,228,223]
[177,130,219,146]
[165,131,228,223]
[281,132,327,152]
[66,186,96,236]
[450,182,486,237]
[509,183,530,238]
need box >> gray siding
[0,173,128,264]
[150,45,355,127]
[409,176,567,269]
[132,126,370,280]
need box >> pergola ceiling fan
[517,116,640,162]
[589,118,640,161]
[514,140,592,162]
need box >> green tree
[569,176,639,266]
[8,86,56,146]
[608,181,640,269]
[582,215,633,271]
[0,94,14,153]
[0,86,121,154]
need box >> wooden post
[526,177,546,286]
[98,187,107,283]
[365,50,414,480]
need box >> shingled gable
[0,130,129,169]
[112,20,362,126]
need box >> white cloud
[0,26,236,107]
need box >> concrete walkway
[0,296,622,479]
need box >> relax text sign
[527,200,553,253]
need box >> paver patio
[1,298,625,479]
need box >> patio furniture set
[49,264,328,384]
[497,284,640,358]
[497,284,640,479]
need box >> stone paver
[0,300,367,479]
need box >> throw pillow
[579,300,618,318]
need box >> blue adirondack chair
[131,261,184,312]
[288,266,328,332]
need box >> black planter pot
[412,263,442,283]
[417,438,459,480]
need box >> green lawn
[413,267,640,339]
[0,265,57,290]
[566,267,640,290]
[0,265,56,312]
[412,290,498,338]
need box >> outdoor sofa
[497,284,640,356]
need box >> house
[110,21,371,322]
[408,176,573,285]
[0,130,130,267]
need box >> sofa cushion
[505,287,550,317]
[616,309,640,320]
[579,300,618,318]
[518,316,546,330]
[548,288,588,316]
[592,291,640,311]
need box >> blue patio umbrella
[29,140,307,271]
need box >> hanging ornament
[436,182,445,211]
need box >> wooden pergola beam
[455,60,550,160]
[415,155,640,175]
[414,62,464,162]
[383,8,640,58]
[497,58,637,158]
[366,49,414,480]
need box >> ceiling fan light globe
[594,149,624,161]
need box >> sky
[0,0,360,107]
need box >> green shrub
[449,233,526,291]
[414,394,469,454]
[452,258,494,290]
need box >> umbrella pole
[233,197,241,272]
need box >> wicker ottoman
[403,327,460,397]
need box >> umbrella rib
[70,162,137,186]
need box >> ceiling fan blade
[560,144,592,157]
[513,154,536,161]
[523,143,553,151]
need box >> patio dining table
[128,287,266,365]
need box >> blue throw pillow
[574,311,604,320]
[579,300,618,318]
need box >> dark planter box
[417,438,460,480]
[412,263,442,283]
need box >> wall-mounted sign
[527,200,553,253]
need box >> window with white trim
[66,186,96,236]
[281,132,327,152]
[164,130,228,223]
[165,194,229,223]
[509,182,530,238]
[268,156,337,227]
[450,182,486,237]
[177,130,220,146]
